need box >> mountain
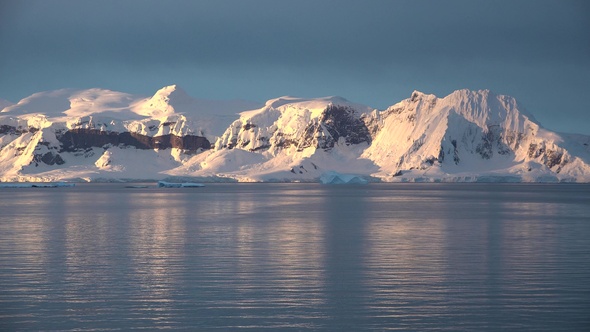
[362,90,590,182]
[1,86,588,182]
[0,86,260,181]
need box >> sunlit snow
[1,86,589,183]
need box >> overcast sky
[0,0,588,134]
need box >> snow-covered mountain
[1,86,588,182]
[0,85,260,181]
[361,90,590,182]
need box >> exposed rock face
[34,151,65,166]
[0,123,210,169]
[527,142,568,172]
[218,102,372,153]
[296,105,372,151]
[0,124,36,135]
[57,129,211,152]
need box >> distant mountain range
[1,85,589,182]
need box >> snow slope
[183,89,589,182]
[1,85,259,139]
[0,85,259,181]
[361,90,590,182]
[1,87,589,182]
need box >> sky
[0,0,588,134]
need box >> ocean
[1,183,589,331]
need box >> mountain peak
[410,90,425,100]
[446,88,494,100]
[134,85,195,117]
[152,84,191,102]
[261,96,372,116]
[440,88,536,125]
[409,90,438,103]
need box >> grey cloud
[5,0,587,67]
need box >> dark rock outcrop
[296,105,372,151]
[33,152,65,166]
[0,124,35,135]
[57,129,211,152]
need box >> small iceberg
[158,181,205,188]
[0,182,75,188]
[319,171,369,185]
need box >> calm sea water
[0,183,589,331]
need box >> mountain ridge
[1,86,588,182]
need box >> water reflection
[319,186,371,328]
[361,184,590,330]
[364,191,449,329]
[1,183,589,331]
[126,192,187,320]
[189,185,328,328]
[0,191,55,310]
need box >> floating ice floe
[0,182,75,188]
[319,171,369,185]
[157,181,205,188]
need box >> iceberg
[157,181,205,188]
[319,171,369,185]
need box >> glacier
[1,85,589,183]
